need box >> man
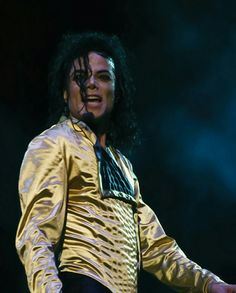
[16,32,236,293]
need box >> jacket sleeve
[135,178,224,292]
[15,133,68,293]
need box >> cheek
[108,84,115,100]
[69,84,82,102]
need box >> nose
[86,75,97,89]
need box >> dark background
[1,0,236,292]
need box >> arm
[135,179,225,292]
[208,283,236,293]
[15,133,68,292]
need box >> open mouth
[86,96,102,103]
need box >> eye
[73,70,88,84]
[98,73,112,81]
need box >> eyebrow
[73,69,114,77]
[96,69,114,75]
[74,69,112,73]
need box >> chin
[81,111,111,135]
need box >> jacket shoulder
[27,120,73,150]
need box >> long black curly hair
[48,31,139,150]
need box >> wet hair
[48,31,139,150]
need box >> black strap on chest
[93,139,136,206]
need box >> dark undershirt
[60,272,112,293]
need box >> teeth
[87,96,101,102]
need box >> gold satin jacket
[16,118,223,293]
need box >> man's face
[65,51,116,121]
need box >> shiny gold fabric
[16,118,223,293]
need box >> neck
[98,133,107,148]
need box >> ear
[63,90,68,103]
